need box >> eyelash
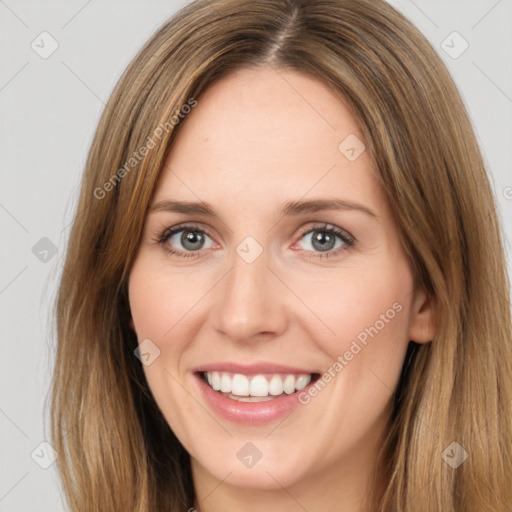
[155,222,355,260]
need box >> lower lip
[195,373,311,425]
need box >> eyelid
[157,222,216,244]
[295,223,354,243]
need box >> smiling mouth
[199,371,321,402]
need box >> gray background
[1,1,511,510]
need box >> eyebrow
[150,198,377,218]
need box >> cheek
[128,259,199,433]
[128,258,202,343]
[292,262,413,361]
[287,256,415,422]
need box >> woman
[51,0,512,510]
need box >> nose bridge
[212,237,287,341]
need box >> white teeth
[211,371,221,391]
[295,374,310,391]
[283,374,296,394]
[249,375,268,397]
[220,373,232,393]
[269,375,284,396]
[232,374,250,396]
[204,372,312,398]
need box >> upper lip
[192,362,317,375]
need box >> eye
[155,222,355,260]
[157,224,214,258]
[294,223,355,259]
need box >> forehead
[154,66,384,214]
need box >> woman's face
[128,66,434,497]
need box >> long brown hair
[51,0,512,510]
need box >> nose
[210,244,289,343]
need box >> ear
[408,287,436,344]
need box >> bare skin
[128,66,435,512]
